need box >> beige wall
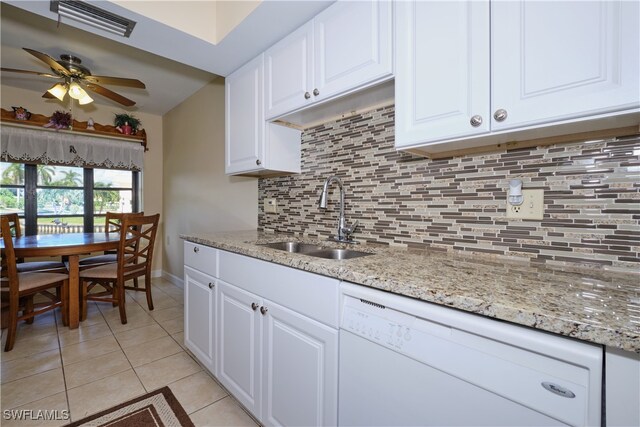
[1,84,164,272]
[162,78,257,280]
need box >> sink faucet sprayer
[318,176,359,243]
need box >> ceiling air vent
[50,1,136,38]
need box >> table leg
[68,255,80,329]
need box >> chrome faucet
[318,176,359,243]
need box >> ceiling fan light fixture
[47,83,68,101]
[78,93,93,105]
[68,81,87,100]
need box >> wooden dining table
[1,232,121,329]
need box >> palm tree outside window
[0,162,139,235]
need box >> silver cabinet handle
[193,247,199,253]
[256,159,261,166]
[470,115,483,127]
[493,109,508,122]
[304,92,311,99]
[251,302,259,311]
[260,306,268,315]
[208,282,214,289]
[313,88,319,96]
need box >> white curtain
[1,125,144,170]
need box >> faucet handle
[342,220,359,241]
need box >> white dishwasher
[338,283,603,427]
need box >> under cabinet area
[395,0,640,156]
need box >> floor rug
[65,386,194,427]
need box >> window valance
[1,125,144,171]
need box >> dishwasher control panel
[342,296,415,352]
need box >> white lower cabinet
[217,280,262,416]
[184,267,216,373]
[215,250,339,426]
[184,242,218,375]
[262,299,338,427]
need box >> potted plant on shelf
[114,113,141,135]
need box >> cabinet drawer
[219,250,339,328]
[184,241,218,277]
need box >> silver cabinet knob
[304,92,311,99]
[251,302,259,311]
[256,159,261,166]
[193,247,199,253]
[493,109,508,122]
[313,88,319,96]
[260,306,268,315]
[208,282,213,289]
[470,115,483,127]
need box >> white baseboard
[162,271,184,288]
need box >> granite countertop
[181,230,640,353]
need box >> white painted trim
[162,270,184,288]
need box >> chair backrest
[104,212,144,233]
[0,214,21,238]
[117,213,160,280]
[1,216,19,285]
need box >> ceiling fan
[1,48,146,107]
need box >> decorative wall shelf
[0,108,148,151]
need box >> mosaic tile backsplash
[258,106,640,272]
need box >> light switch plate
[506,189,544,220]
[264,198,277,214]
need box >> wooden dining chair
[80,213,160,324]
[79,212,144,267]
[0,214,66,273]
[1,216,69,351]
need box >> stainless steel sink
[303,248,372,260]
[258,242,373,260]
[260,242,324,253]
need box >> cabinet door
[184,266,215,373]
[217,280,262,419]
[225,54,265,174]
[491,0,640,131]
[265,22,314,119]
[261,301,338,427]
[395,0,490,148]
[313,0,393,102]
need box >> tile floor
[0,277,259,427]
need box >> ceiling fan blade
[84,75,146,89]
[86,83,136,107]
[1,67,60,79]
[23,48,69,76]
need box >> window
[0,162,139,235]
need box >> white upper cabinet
[225,55,265,174]
[395,0,640,156]
[265,0,393,120]
[313,1,393,102]
[265,23,314,119]
[491,0,640,130]
[226,54,301,176]
[395,0,490,145]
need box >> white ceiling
[1,1,333,115]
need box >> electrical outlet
[264,198,277,214]
[506,189,544,220]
